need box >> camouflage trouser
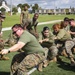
[40,42,58,60]
[0,39,4,59]
[11,52,45,75]
[65,40,75,58]
[55,40,65,55]
[5,33,18,46]
[48,45,58,59]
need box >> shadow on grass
[57,61,75,72]
[0,72,10,75]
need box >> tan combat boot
[70,57,75,66]
[73,48,75,53]
[61,49,68,57]
[52,57,57,62]
[38,63,43,72]
[43,59,49,68]
[0,55,9,60]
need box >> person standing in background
[0,11,9,60]
[20,6,30,26]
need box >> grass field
[2,14,75,27]
[0,14,75,75]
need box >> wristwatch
[8,49,10,53]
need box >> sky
[6,0,75,9]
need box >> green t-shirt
[64,25,70,31]
[19,30,45,55]
[39,31,55,48]
[56,29,71,41]
[39,31,54,44]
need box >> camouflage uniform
[11,31,46,75]
[0,38,4,59]
[0,12,6,33]
[26,18,39,39]
[5,32,18,46]
[21,10,29,27]
[0,38,9,60]
[69,25,75,53]
[54,28,75,62]
[70,26,75,39]
[64,38,75,64]
[65,38,75,58]
[64,24,70,31]
[0,13,9,60]
[11,52,45,75]
[39,31,58,60]
[53,28,71,54]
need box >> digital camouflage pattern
[0,38,9,60]
[11,52,45,75]
[65,39,75,58]
[39,31,58,60]
[21,10,29,27]
[5,32,18,46]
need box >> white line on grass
[2,20,62,31]
[27,67,37,75]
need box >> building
[0,1,10,12]
[35,7,75,15]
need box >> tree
[22,3,30,10]
[17,4,22,9]
[12,7,18,14]
[0,7,6,13]
[17,3,30,11]
[65,8,69,14]
[32,4,39,13]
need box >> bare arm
[1,41,25,55]
[69,31,75,35]
[34,22,38,33]
[34,25,37,33]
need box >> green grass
[0,14,75,75]
[2,14,75,28]
[31,56,75,75]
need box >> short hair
[34,13,39,17]
[43,26,49,31]
[12,24,24,29]
[69,18,74,22]
[60,21,66,29]
[52,23,61,30]
[69,18,74,24]
[64,17,69,21]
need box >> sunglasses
[12,30,18,34]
